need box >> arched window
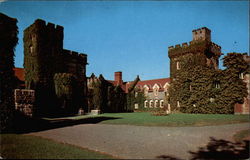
[153,84,160,97]
[143,85,149,95]
[155,100,159,108]
[163,83,170,96]
[150,100,154,108]
[214,81,220,89]
[160,100,164,108]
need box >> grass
[50,112,250,127]
[0,134,115,159]
[233,129,250,142]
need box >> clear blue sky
[0,1,249,81]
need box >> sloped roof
[13,67,25,82]
[136,78,171,91]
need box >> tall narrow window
[155,100,159,108]
[150,100,154,108]
[239,73,244,79]
[177,62,180,70]
[144,100,148,108]
[160,100,164,108]
[214,81,220,89]
[177,101,180,108]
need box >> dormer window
[143,85,149,95]
[153,84,160,97]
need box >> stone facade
[14,89,35,117]
[135,78,170,110]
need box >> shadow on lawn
[10,112,121,134]
[156,137,249,160]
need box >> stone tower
[168,27,221,79]
[24,19,88,116]
[24,19,64,90]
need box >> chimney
[114,71,123,86]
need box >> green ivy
[169,52,248,114]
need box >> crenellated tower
[24,19,64,89]
[168,27,221,79]
[23,19,88,116]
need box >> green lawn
[0,134,115,159]
[55,112,250,127]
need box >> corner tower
[168,27,221,79]
[24,19,64,89]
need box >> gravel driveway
[27,123,249,159]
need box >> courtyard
[1,113,249,159]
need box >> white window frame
[160,100,164,108]
[150,100,154,108]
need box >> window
[177,62,180,70]
[150,100,154,108]
[164,83,170,96]
[154,88,159,96]
[144,100,148,108]
[177,101,180,108]
[134,103,138,109]
[153,84,160,97]
[143,85,149,95]
[29,46,34,54]
[135,92,138,98]
[239,73,244,79]
[155,100,159,108]
[214,81,220,89]
[160,100,164,108]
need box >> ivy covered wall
[169,52,248,114]
[23,19,88,116]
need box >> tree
[0,13,18,132]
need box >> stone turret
[168,27,222,79]
[23,19,88,116]
[192,27,211,42]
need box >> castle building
[23,19,88,116]
[168,27,222,79]
[107,72,171,110]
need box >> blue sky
[0,1,249,81]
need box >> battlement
[63,49,87,63]
[192,27,211,34]
[25,19,63,34]
[192,27,211,42]
[168,41,197,51]
[168,40,221,58]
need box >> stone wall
[14,89,35,117]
